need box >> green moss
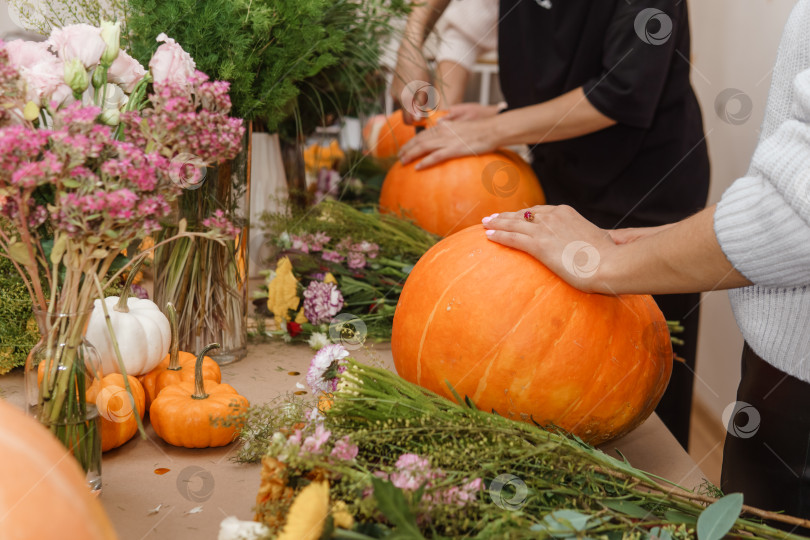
[0,257,40,375]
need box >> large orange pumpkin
[391,226,672,444]
[0,399,118,540]
[362,110,417,159]
[379,149,545,237]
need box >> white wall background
[686,0,797,426]
[0,0,801,428]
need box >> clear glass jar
[24,309,103,493]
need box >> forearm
[488,87,617,147]
[402,0,453,46]
[596,206,752,295]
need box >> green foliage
[0,256,40,374]
[126,0,407,131]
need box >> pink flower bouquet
[0,21,243,474]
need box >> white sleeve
[714,69,810,287]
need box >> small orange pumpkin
[86,373,146,452]
[362,110,417,159]
[139,303,221,410]
[150,343,249,448]
[0,398,118,540]
[379,149,545,237]
[392,225,672,444]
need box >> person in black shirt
[393,0,709,449]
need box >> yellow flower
[23,101,39,121]
[295,308,308,324]
[276,480,330,540]
[266,257,300,328]
[332,500,354,530]
[303,141,345,173]
[323,272,338,285]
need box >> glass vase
[24,309,103,493]
[153,123,251,365]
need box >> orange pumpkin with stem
[0,398,118,540]
[86,373,146,452]
[362,110,416,159]
[379,148,544,237]
[139,303,221,410]
[150,343,249,448]
[391,225,672,444]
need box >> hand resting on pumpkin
[481,204,752,295]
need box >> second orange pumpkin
[379,149,544,237]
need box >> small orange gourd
[86,373,146,452]
[139,303,221,410]
[150,343,249,448]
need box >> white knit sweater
[714,0,810,383]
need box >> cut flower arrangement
[253,201,437,346]
[0,21,242,478]
[223,344,810,540]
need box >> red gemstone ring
[523,210,534,222]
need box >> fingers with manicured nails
[481,216,537,236]
[484,229,536,253]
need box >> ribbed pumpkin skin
[362,110,416,159]
[86,373,146,452]
[379,149,545,237]
[392,226,673,443]
[0,399,118,540]
[152,354,221,403]
[150,382,248,448]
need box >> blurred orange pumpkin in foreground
[380,149,544,237]
[392,225,672,444]
[0,398,118,540]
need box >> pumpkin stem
[114,256,145,313]
[166,303,181,371]
[192,343,220,400]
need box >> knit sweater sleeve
[714,68,810,288]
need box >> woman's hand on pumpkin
[482,205,620,294]
[444,102,501,122]
[399,117,497,169]
[609,223,676,245]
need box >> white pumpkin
[85,296,171,376]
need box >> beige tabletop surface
[0,341,707,540]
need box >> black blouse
[498,0,710,228]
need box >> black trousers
[721,344,810,533]
[652,293,701,450]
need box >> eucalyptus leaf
[601,499,652,519]
[370,478,424,539]
[697,493,743,540]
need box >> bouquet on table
[0,22,242,483]
[222,345,810,540]
[253,201,437,346]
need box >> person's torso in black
[498,0,710,228]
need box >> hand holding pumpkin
[398,116,498,170]
[481,205,619,294]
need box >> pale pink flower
[5,40,55,67]
[330,436,358,461]
[47,24,107,69]
[108,50,146,93]
[301,424,331,454]
[306,344,349,393]
[149,33,195,86]
[5,40,66,106]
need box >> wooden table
[0,342,707,540]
